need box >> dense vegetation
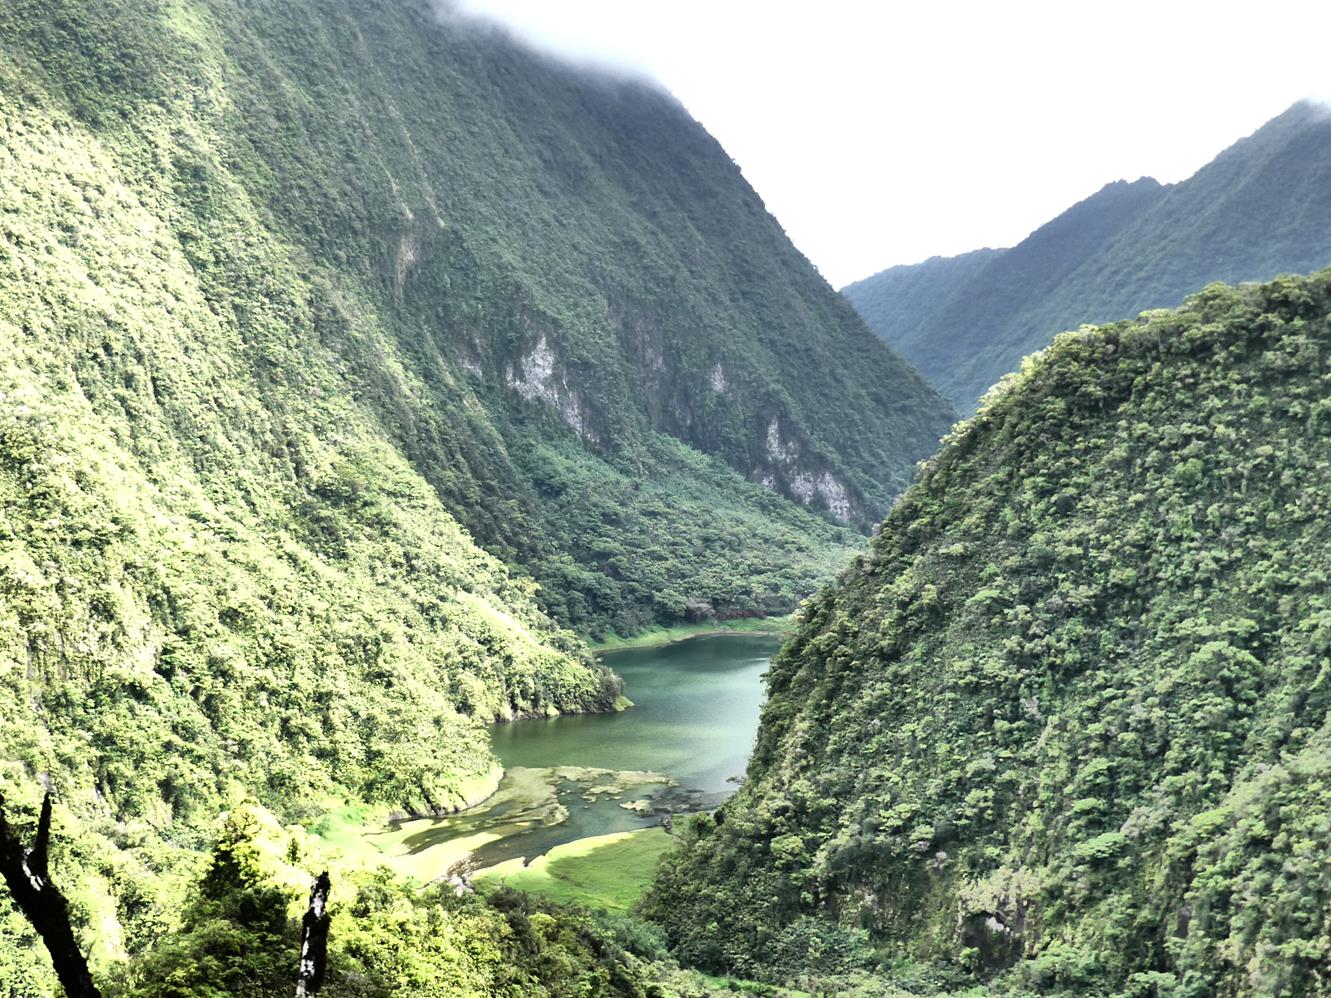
[649,270,1331,996]
[4,0,949,639]
[0,0,953,990]
[845,101,1331,411]
[6,798,716,997]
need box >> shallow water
[389,767,674,870]
[389,634,779,873]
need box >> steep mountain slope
[845,178,1166,409]
[650,270,1331,995]
[847,102,1331,411]
[839,247,1003,371]
[0,0,951,989]
[3,0,955,642]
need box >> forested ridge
[650,270,1331,996]
[0,0,950,991]
[846,101,1331,412]
[7,0,1328,995]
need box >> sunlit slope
[651,271,1331,995]
[0,0,956,829]
[2,0,951,639]
[0,51,623,991]
[0,0,952,987]
[0,57,617,824]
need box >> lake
[493,633,778,794]
[382,634,779,874]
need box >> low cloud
[433,0,659,82]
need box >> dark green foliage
[649,271,1331,996]
[841,248,1004,371]
[112,812,300,998]
[518,436,862,632]
[846,102,1331,411]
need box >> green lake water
[393,634,779,871]
[493,634,779,794]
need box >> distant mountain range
[844,100,1331,411]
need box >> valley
[2,1,1330,996]
[846,101,1331,412]
[0,0,944,986]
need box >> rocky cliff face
[0,0,955,640]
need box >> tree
[294,873,330,998]
[0,793,101,998]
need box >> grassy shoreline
[590,615,793,653]
[313,624,785,906]
[473,827,673,914]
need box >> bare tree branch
[0,792,101,998]
[294,871,330,997]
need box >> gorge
[4,2,1331,996]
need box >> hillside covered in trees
[2,0,955,646]
[650,270,1331,995]
[845,101,1331,411]
[0,0,954,991]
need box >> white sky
[454,0,1331,287]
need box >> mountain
[4,0,955,644]
[0,0,951,990]
[649,270,1331,995]
[845,101,1331,411]
[836,248,1004,367]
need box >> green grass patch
[474,827,672,914]
[698,975,812,996]
[310,804,503,886]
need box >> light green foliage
[98,804,720,997]
[108,808,302,998]
[0,0,945,987]
[649,272,1331,995]
[0,0,948,640]
[475,827,673,914]
[0,0,947,990]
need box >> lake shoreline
[590,615,792,653]
[325,634,780,911]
